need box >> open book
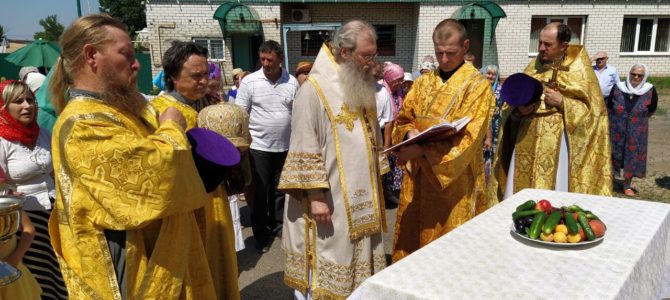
[383,116,471,153]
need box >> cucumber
[564,212,579,234]
[515,200,537,212]
[542,210,562,234]
[585,211,600,221]
[512,209,543,220]
[578,212,596,241]
[567,205,585,213]
[528,212,548,239]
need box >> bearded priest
[277,20,388,300]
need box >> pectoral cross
[542,57,568,90]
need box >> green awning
[213,2,262,37]
[455,1,506,33]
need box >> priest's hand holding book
[387,117,471,164]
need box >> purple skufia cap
[500,73,544,107]
[187,128,241,192]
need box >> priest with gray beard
[277,20,389,300]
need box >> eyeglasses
[595,58,606,62]
[630,73,645,78]
[358,53,378,62]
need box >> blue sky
[1,0,100,40]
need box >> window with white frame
[529,16,586,54]
[192,38,225,60]
[620,17,670,54]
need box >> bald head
[538,22,571,63]
[542,22,572,44]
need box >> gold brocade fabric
[495,45,612,197]
[150,94,199,130]
[50,97,216,299]
[278,44,386,299]
[391,63,497,263]
[150,95,240,300]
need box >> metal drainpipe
[156,22,176,66]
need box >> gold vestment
[494,45,612,197]
[392,63,496,262]
[150,93,240,300]
[50,97,216,299]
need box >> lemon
[567,233,582,243]
[540,232,554,242]
[555,224,569,234]
[553,231,568,243]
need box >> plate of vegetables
[511,199,606,247]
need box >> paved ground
[236,201,398,300]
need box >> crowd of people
[0,12,661,300]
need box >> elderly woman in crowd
[0,80,67,299]
[382,63,406,205]
[607,64,658,196]
[482,64,502,182]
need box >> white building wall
[146,1,670,84]
[495,1,670,77]
[281,3,419,74]
[145,3,281,85]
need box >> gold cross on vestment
[334,103,359,131]
[542,57,568,90]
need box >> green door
[232,35,263,71]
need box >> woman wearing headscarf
[482,65,502,182]
[607,64,658,196]
[0,80,68,299]
[382,63,405,205]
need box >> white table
[351,189,670,299]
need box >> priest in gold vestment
[150,41,240,300]
[494,22,612,199]
[391,19,496,263]
[278,21,387,300]
[48,15,216,299]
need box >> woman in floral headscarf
[0,80,67,299]
[382,63,405,205]
[607,64,658,196]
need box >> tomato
[535,199,552,212]
[589,220,607,238]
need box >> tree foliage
[0,25,5,38]
[99,0,147,39]
[34,15,64,41]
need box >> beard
[339,58,377,111]
[99,66,146,118]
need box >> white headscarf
[616,64,654,96]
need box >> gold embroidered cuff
[278,152,329,191]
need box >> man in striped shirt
[235,40,299,253]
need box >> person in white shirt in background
[234,40,299,253]
[592,51,619,98]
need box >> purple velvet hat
[186,128,241,192]
[500,73,543,107]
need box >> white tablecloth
[351,189,670,299]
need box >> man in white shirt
[592,51,619,98]
[235,40,299,253]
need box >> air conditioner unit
[291,9,311,23]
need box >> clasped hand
[543,87,564,109]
